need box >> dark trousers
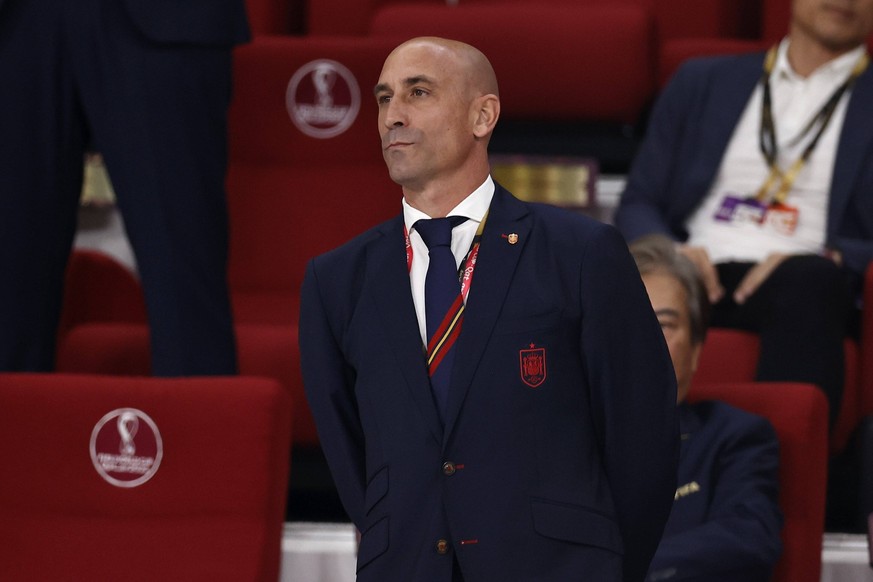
[0,0,237,374]
[713,255,853,427]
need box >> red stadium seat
[0,373,291,581]
[695,329,860,455]
[688,381,829,582]
[307,0,751,45]
[57,323,313,449]
[368,3,656,124]
[305,0,755,114]
[57,248,147,341]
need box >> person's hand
[822,247,843,266]
[733,252,789,304]
[677,245,724,304]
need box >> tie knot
[415,216,467,250]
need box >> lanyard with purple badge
[715,45,869,235]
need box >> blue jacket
[648,401,782,582]
[300,185,679,581]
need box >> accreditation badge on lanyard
[713,46,869,236]
[762,202,799,235]
[714,194,769,225]
[714,194,799,235]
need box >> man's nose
[383,99,407,128]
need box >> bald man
[300,37,679,582]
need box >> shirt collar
[403,175,495,232]
[774,37,868,83]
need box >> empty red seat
[0,373,292,581]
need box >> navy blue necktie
[415,216,467,421]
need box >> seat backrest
[227,36,400,323]
[368,3,655,124]
[57,249,148,339]
[761,0,792,43]
[0,373,292,582]
[688,381,828,582]
[695,328,761,384]
[695,328,859,455]
[308,0,749,40]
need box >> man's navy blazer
[300,185,680,581]
[648,401,783,582]
[615,51,873,278]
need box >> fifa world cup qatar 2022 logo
[286,59,361,139]
[90,408,163,488]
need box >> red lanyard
[405,212,488,303]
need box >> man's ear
[472,94,500,138]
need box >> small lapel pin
[507,233,519,245]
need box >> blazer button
[442,461,456,476]
[436,539,449,555]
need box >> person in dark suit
[0,0,247,374]
[299,37,679,582]
[630,235,783,582]
[615,0,873,427]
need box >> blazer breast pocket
[494,309,564,336]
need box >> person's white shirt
[403,176,494,345]
[685,39,867,264]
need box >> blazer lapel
[829,67,873,239]
[693,54,764,194]
[442,186,531,442]
[367,216,444,444]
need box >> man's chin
[813,21,869,52]
[387,165,415,186]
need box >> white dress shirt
[403,176,495,345]
[685,39,867,263]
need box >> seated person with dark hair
[631,235,783,582]
[615,0,873,428]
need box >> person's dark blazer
[615,51,873,278]
[648,401,783,582]
[300,185,680,582]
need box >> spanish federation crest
[520,343,546,388]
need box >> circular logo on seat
[90,408,163,488]
[286,59,361,139]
